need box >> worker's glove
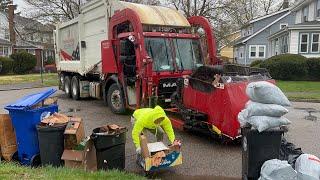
[136,147,141,154]
[130,116,135,125]
[173,139,182,147]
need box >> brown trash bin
[0,114,17,161]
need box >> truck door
[120,39,137,105]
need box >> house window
[28,49,36,55]
[250,46,256,58]
[4,29,9,40]
[0,46,9,57]
[302,6,309,22]
[249,45,266,58]
[280,23,288,29]
[311,33,320,53]
[300,33,309,53]
[317,0,320,18]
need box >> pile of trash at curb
[238,81,291,132]
[260,152,320,180]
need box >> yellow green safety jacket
[132,106,175,148]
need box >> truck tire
[107,83,126,114]
[71,76,80,100]
[59,73,65,90]
[64,76,72,98]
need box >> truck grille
[158,78,178,98]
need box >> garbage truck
[55,0,219,112]
[55,0,271,140]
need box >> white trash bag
[259,159,297,180]
[245,101,289,117]
[246,81,291,106]
[295,154,320,180]
[238,109,249,127]
[248,116,291,132]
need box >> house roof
[294,21,320,26]
[234,11,292,46]
[269,21,320,39]
[292,0,313,12]
[248,8,291,24]
[0,38,11,46]
[15,15,54,33]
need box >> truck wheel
[107,84,126,114]
[59,73,65,90]
[71,76,80,100]
[64,76,72,98]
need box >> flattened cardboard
[139,135,149,158]
[0,114,17,161]
[64,117,85,150]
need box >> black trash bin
[91,127,127,171]
[37,124,66,167]
[242,127,284,180]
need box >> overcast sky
[13,0,30,15]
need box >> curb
[289,99,320,103]
[0,86,55,92]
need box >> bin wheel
[71,76,80,100]
[31,154,41,167]
[64,76,72,98]
[107,83,126,114]
[11,151,19,162]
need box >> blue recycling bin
[5,89,58,165]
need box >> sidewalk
[0,82,44,91]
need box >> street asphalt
[0,87,319,179]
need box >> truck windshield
[144,37,203,72]
[145,38,174,72]
[173,39,203,70]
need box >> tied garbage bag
[248,116,291,132]
[279,138,304,168]
[259,159,297,180]
[246,81,291,106]
[245,101,289,117]
[238,109,249,127]
[295,154,320,180]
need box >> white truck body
[54,0,190,76]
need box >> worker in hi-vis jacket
[131,105,181,154]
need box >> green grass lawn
[0,73,58,87]
[0,162,144,180]
[276,80,320,102]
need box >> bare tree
[0,0,13,11]
[24,0,87,23]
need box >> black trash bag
[279,138,304,168]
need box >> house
[269,0,320,58]
[233,8,296,65]
[0,13,12,57]
[218,31,241,63]
[0,5,55,70]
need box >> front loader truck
[55,0,271,141]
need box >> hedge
[306,58,320,80]
[250,60,263,67]
[10,51,37,74]
[0,57,14,75]
[260,54,308,80]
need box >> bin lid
[5,88,57,110]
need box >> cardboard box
[0,114,17,161]
[64,117,85,150]
[61,139,97,171]
[139,135,182,171]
